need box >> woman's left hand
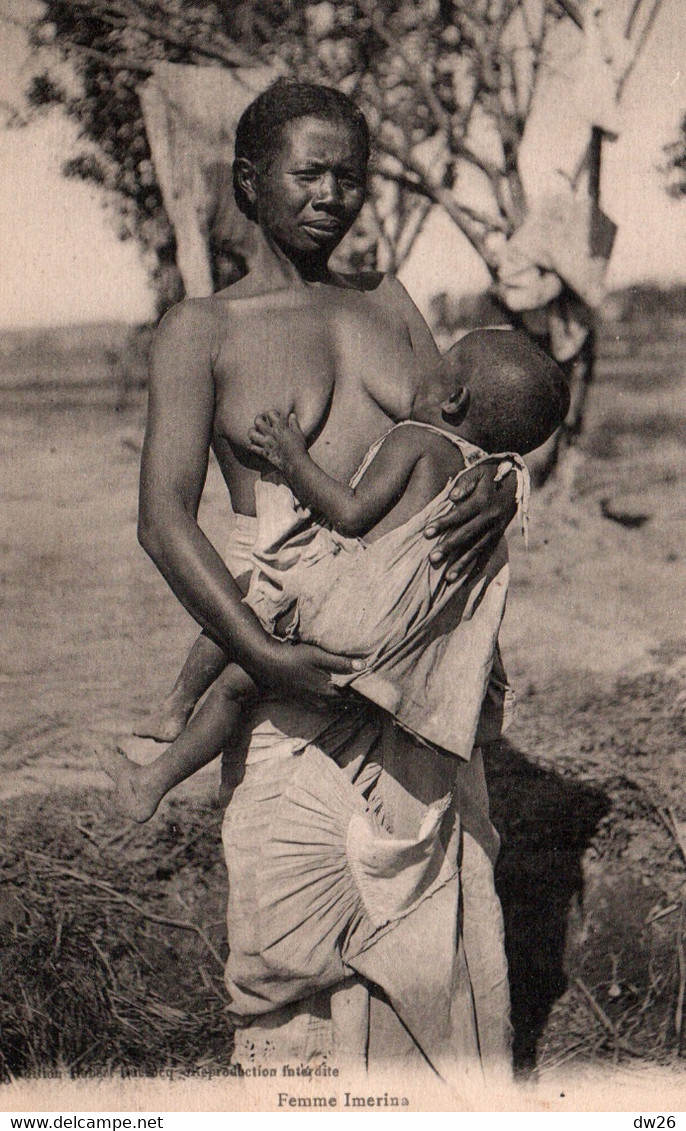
[424,462,518,581]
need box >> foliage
[21,0,585,310]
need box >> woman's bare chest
[212,290,418,457]
[213,307,335,447]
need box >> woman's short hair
[233,79,371,221]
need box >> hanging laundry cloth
[138,62,275,296]
[497,186,617,312]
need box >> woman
[139,79,516,1079]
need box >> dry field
[1,314,686,1085]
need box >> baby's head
[414,329,569,455]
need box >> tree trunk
[529,126,603,488]
[528,325,596,488]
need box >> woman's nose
[313,172,341,206]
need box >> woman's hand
[261,640,364,705]
[248,409,307,472]
[424,462,518,582]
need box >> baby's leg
[330,977,369,1068]
[133,630,228,742]
[99,664,257,822]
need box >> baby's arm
[248,410,422,538]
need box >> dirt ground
[2,317,686,1081]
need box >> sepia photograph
[1,0,685,1116]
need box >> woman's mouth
[301,218,342,234]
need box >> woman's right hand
[260,641,363,705]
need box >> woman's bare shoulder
[371,274,425,313]
[346,273,430,323]
[365,275,440,364]
[154,293,242,358]
[156,295,219,334]
[334,272,430,320]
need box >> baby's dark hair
[233,79,371,222]
[437,329,570,455]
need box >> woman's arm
[249,411,421,537]
[138,302,355,695]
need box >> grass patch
[489,666,686,1074]
[2,670,686,1081]
[584,413,686,461]
[0,793,232,1081]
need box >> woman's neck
[250,230,335,289]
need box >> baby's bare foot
[96,742,161,823]
[132,698,191,743]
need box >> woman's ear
[441,385,471,424]
[234,157,258,207]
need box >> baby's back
[363,423,472,543]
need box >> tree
[20,0,660,477]
[21,0,588,303]
[22,1,255,308]
[663,113,686,199]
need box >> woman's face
[250,115,368,260]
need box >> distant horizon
[1,250,684,332]
[1,278,684,336]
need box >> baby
[101,329,568,821]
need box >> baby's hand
[248,409,308,471]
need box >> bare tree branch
[62,40,153,74]
[619,0,664,97]
[352,0,453,139]
[379,164,510,235]
[376,139,503,268]
[395,197,433,266]
[555,0,583,29]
